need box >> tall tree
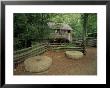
[81,13,89,55]
[14,13,51,50]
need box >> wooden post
[82,14,88,55]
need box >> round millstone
[24,56,52,72]
[65,51,83,59]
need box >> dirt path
[14,47,97,75]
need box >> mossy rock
[24,56,52,73]
[65,51,83,59]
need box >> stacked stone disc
[65,51,83,59]
[24,56,52,73]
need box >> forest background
[14,13,97,50]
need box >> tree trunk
[82,13,88,55]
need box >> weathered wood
[14,43,48,64]
[49,43,65,45]
[53,47,83,52]
[87,38,97,47]
[82,14,88,55]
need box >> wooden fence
[14,43,48,64]
[86,37,97,47]
[48,43,84,52]
[73,37,97,47]
[14,38,96,65]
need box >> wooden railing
[14,43,48,64]
[14,40,94,65]
[86,37,97,47]
[48,43,83,52]
[73,38,97,47]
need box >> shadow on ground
[14,47,97,75]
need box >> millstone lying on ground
[24,56,52,72]
[65,51,83,59]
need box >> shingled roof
[47,22,73,30]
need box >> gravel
[14,48,97,75]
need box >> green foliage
[50,13,86,38]
[14,13,51,50]
[87,13,97,34]
[14,13,97,50]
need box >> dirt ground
[14,47,97,75]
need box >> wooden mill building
[47,22,73,42]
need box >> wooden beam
[82,14,88,55]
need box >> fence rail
[73,37,97,47]
[14,38,96,65]
[53,47,83,51]
[48,43,83,52]
[14,43,48,64]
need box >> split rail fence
[14,39,96,65]
[14,43,48,64]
